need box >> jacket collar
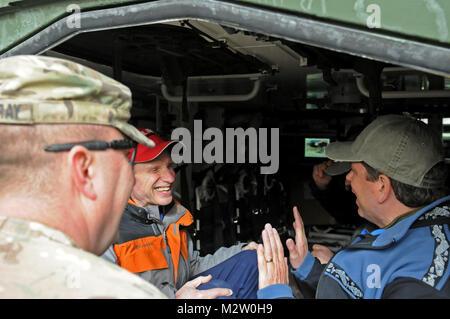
[352,195,450,249]
[126,199,193,228]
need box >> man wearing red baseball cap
[102,129,259,299]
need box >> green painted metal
[235,0,450,45]
[0,0,449,55]
[0,0,141,54]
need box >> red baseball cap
[129,128,178,163]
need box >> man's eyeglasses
[44,139,138,165]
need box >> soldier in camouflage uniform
[0,55,167,298]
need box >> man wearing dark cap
[102,129,259,299]
[256,114,450,299]
[310,125,367,228]
[0,55,166,298]
[309,125,375,264]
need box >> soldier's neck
[0,196,69,238]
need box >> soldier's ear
[68,146,97,200]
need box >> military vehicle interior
[42,19,450,258]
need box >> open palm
[285,206,309,269]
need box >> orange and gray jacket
[101,200,245,298]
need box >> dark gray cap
[324,162,351,176]
[325,114,444,188]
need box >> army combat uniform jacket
[0,216,166,298]
[102,200,245,298]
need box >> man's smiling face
[131,151,176,207]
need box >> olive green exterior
[0,0,139,54]
[1,0,449,54]
[237,0,450,45]
[0,0,449,75]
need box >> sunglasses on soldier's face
[44,139,138,165]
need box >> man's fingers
[313,164,321,178]
[286,238,298,258]
[293,207,306,242]
[265,223,278,262]
[262,227,273,263]
[312,244,326,251]
[176,276,233,299]
[257,243,266,270]
[199,288,233,299]
[284,257,289,283]
[293,206,303,228]
[257,243,268,290]
[272,227,285,263]
[242,241,258,251]
[287,207,309,270]
[188,275,212,288]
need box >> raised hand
[285,206,309,269]
[312,160,333,190]
[311,244,334,264]
[257,223,289,290]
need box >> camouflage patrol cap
[0,55,154,147]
